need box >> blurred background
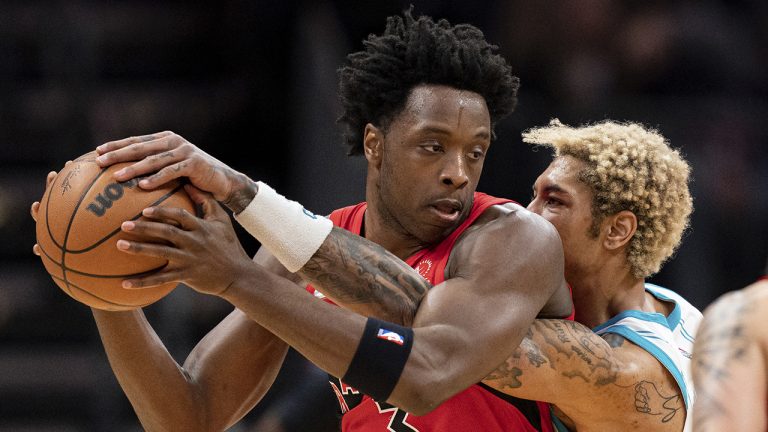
[1,0,766,430]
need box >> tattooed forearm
[483,319,621,396]
[299,227,431,325]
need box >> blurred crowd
[0,0,765,430]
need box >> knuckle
[175,207,189,219]
[164,224,177,237]
[179,142,194,156]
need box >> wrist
[218,262,258,304]
[223,175,258,214]
[233,181,333,273]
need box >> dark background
[0,0,766,430]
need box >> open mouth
[429,200,462,223]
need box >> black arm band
[342,317,414,402]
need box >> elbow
[389,366,456,416]
[399,390,449,416]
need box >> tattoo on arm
[484,320,621,392]
[299,227,431,325]
[692,293,752,430]
[634,380,681,423]
[222,171,257,214]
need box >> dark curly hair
[338,9,520,155]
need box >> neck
[569,255,648,329]
[363,176,427,261]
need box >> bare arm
[31,163,298,431]
[299,226,431,325]
[124,200,568,415]
[692,281,768,432]
[484,319,686,430]
[92,247,291,432]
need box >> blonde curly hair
[523,119,692,278]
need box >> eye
[421,142,443,153]
[545,197,563,206]
[468,149,485,160]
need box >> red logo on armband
[377,329,405,345]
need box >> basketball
[35,151,195,311]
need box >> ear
[363,123,384,166]
[603,210,637,250]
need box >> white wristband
[234,181,333,272]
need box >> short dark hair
[338,8,520,155]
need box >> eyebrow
[533,184,570,195]
[419,126,490,140]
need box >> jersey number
[374,401,419,432]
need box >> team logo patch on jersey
[377,328,405,346]
[416,259,433,279]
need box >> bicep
[389,213,566,409]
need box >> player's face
[376,84,491,245]
[528,156,603,283]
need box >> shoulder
[702,279,768,341]
[461,202,562,250]
[445,203,564,292]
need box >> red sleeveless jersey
[307,192,556,432]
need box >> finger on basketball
[139,161,188,189]
[116,239,182,262]
[96,131,174,155]
[123,270,182,290]
[121,219,188,243]
[32,244,41,256]
[31,202,40,221]
[96,138,176,172]
[46,171,57,187]
[142,206,199,230]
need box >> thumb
[185,184,226,221]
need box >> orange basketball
[35,151,195,311]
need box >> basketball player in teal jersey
[87,119,701,432]
[692,258,768,431]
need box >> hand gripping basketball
[33,152,195,310]
[95,132,256,214]
[116,185,254,296]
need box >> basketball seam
[58,164,111,297]
[50,274,156,309]
[39,243,168,278]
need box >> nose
[440,152,469,188]
[527,197,542,215]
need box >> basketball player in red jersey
[692,258,768,431]
[32,10,572,431]
[88,118,704,432]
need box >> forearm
[92,309,204,431]
[483,319,621,403]
[299,227,431,325]
[222,264,365,381]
